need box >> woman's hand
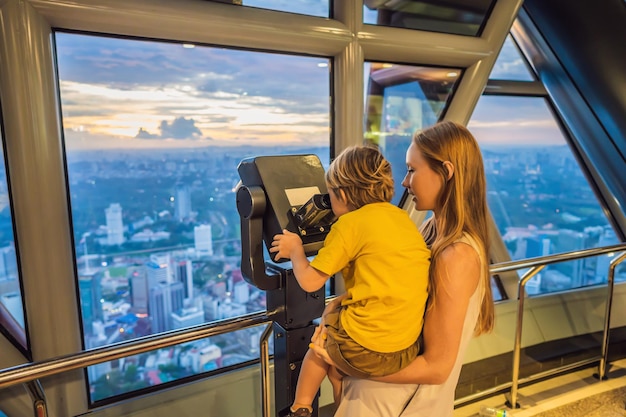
[309,293,348,365]
[309,324,334,366]
[310,323,343,403]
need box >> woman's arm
[373,242,481,385]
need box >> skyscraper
[175,259,194,300]
[130,273,149,315]
[105,203,125,245]
[78,271,103,335]
[194,224,213,256]
[148,281,185,334]
[147,253,173,284]
[174,184,192,221]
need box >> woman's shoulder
[438,240,480,267]
[436,234,482,291]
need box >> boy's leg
[327,365,344,405]
[291,348,329,414]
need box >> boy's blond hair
[326,145,394,210]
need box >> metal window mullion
[30,0,352,57]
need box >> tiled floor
[454,358,626,417]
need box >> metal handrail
[453,243,626,408]
[0,243,624,413]
[453,242,626,409]
[489,243,626,274]
[504,244,626,409]
[0,311,272,389]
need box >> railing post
[598,251,626,380]
[260,322,274,417]
[24,380,47,417]
[508,265,544,409]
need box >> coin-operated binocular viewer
[236,154,335,417]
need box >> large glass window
[363,0,496,36]
[470,95,617,294]
[468,32,621,296]
[55,32,330,402]
[0,123,28,357]
[489,35,535,81]
[363,62,461,205]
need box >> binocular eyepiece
[291,193,335,235]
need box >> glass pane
[0,124,28,354]
[88,325,267,402]
[239,0,329,17]
[469,96,617,295]
[364,62,461,205]
[489,35,535,81]
[55,32,330,402]
[363,0,496,36]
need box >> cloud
[55,33,332,148]
[135,117,209,140]
[136,128,158,139]
[159,117,202,139]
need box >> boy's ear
[442,161,454,180]
[338,188,348,203]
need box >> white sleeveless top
[334,233,486,417]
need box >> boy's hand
[270,229,304,261]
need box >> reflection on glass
[363,62,460,205]
[0,125,27,354]
[242,0,329,17]
[55,32,330,402]
[469,95,617,295]
[363,0,496,36]
[489,35,535,81]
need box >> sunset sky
[55,22,566,152]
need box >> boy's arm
[270,229,330,292]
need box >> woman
[310,120,495,416]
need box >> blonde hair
[415,121,494,335]
[326,145,394,209]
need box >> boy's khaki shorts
[324,307,420,379]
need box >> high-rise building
[130,272,149,315]
[105,203,125,245]
[145,253,172,287]
[175,259,193,300]
[78,271,103,335]
[174,184,192,221]
[194,224,213,256]
[149,281,185,333]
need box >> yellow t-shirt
[310,202,430,353]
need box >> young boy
[270,145,431,417]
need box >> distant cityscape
[0,143,622,401]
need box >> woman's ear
[442,161,454,180]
